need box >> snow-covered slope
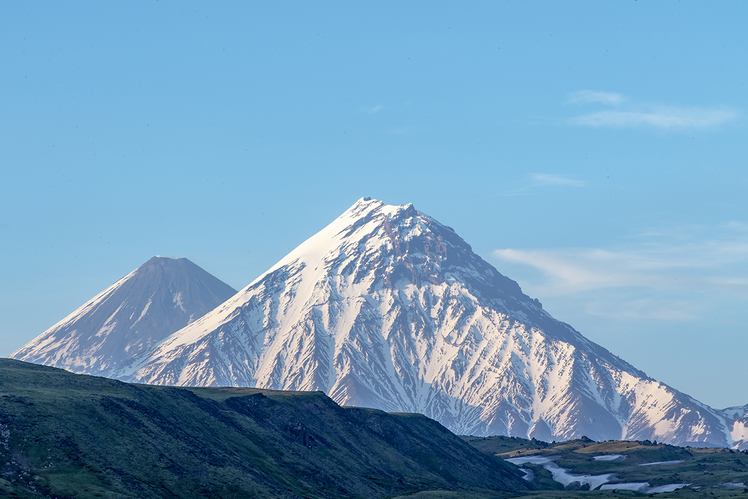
[11,257,237,378]
[121,199,744,448]
[722,404,748,450]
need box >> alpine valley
[12,198,748,449]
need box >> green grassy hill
[0,359,528,498]
[6,357,747,499]
[463,435,748,498]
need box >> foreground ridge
[0,359,527,498]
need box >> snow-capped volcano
[11,257,237,378]
[119,198,744,448]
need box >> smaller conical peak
[140,256,180,271]
[134,257,201,282]
[145,256,173,265]
[143,255,194,268]
[149,255,186,262]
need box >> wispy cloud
[502,173,586,196]
[361,105,383,114]
[494,247,701,293]
[531,173,586,187]
[492,224,748,321]
[723,221,748,232]
[570,107,737,130]
[566,90,626,106]
[562,91,738,130]
[583,297,700,321]
[384,125,428,136]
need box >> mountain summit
[14,200,745,448]
[119,199,743,447]
[12,256,237,378]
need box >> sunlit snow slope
[11,257,237,378]
[122,199,745,448]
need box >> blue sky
[1,2,746,408]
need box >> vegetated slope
[11,256,237,378]
[0,359,528,499]
[121,198,744,448]
[465,434,748,495]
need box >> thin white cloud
[494,243,747,293]
[492,224,748,321]
[584,298,700,321]
[502,173,586,196]
[561,90,738,130]
[570,107,737,130]
[361,105,383,114]
[566,90,626,106]
[724,221,748,232]
[531,173,586,187]
[493,248,651,292]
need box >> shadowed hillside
[0,359,527,498]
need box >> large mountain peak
[265,198,530,310]
[16,200,746,449]
[11,256,237,378]
[270,197,425,269]
[120,199,740,448]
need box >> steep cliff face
[120,199,738,448]
[11,256,237,378]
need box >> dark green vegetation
[4,358,748,499]
[0,359,527,498]
[463,435,748,499]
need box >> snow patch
[593,454,624,461]
[600,483,689,493]
[506,456,614,490]
[730,420,748,444]
[638,460,684,466]
[507,455,689,493]
[132,298,152,327]
[724,482,746,488]
[173,292,186,312]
